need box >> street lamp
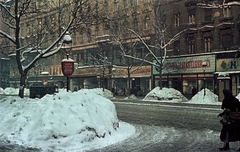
[202,60,207,96]
[61,31,74,92]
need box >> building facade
[5,0,240,100]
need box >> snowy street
[89,101,239,152]
[0,88,239,151]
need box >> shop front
[111,65,151,96]
[215,56,240,102]
[71,67,99,90]
[152,55,216,99]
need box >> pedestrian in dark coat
[219,89,240,151]
[192,86,197,97]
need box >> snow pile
[0,90,136,151]
[143,87,188,102]
[236,93,240,101]
[188,89,219,105]
[79,88,113,99]
[0,87,29,96]
[124,94,137,99]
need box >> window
[87,28,91,43]
[113,22,119,35]
[222,34,233,49]
[205,9,212,22]
[133,0,138,6]
[123,0,127,7]
[123,19,129,34]
[223,7,231,18]
[188,10,195,24]
[104,0,108,15]
[174,40,180,55]
[79,31,84,44]
[174,13,180,27]
[133,18,138,32]
[144,16,150,29]
[204,37,212,52]
[188,14,195,24]
[136,48,143,58]
[188,38,195,54]
[95,26,99,37]
[114,1,119,12]
[144,0,150,3]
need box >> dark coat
[220,89,240,142]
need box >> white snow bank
[0,87,29,96]
[79,88,113,99]
[188,88,220,105]
[0,90,134,151]
[143,87,188,102]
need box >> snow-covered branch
[23,4,82,72]
[127,28,163,64]
[0,2,15,19]
[0,30,15,44]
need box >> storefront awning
[215,71,240,80]
[214,71,240,75]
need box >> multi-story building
[6,0,240,100]
[0,0,10,88]
[151,0,240,100]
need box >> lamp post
[202,60,207,96]
[61,31,73,92]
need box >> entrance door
[218,79,230,102]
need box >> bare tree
[0,0,93,98]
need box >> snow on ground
[80,88,114,99]
[0,87,222,151]
[143,87,221,105]
[0,89,135,152]
[143,87,188,102]
[0,87,29,96]
[188,88,219,105]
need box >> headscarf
[223,89,232,99]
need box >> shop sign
[130,66,151,77]
[152,55,215,75]
[112,66,151,78]
[216,58,240,72]
[73,68,98,76]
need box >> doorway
[218,79,230,102]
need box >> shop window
[183,80,196,95]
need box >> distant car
[29,86,58,98]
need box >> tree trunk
[127,68,131,97]
[18,73,27,98]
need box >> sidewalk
[111,95,145,101]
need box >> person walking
[219,89,240,151]
[192,86,197,97]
